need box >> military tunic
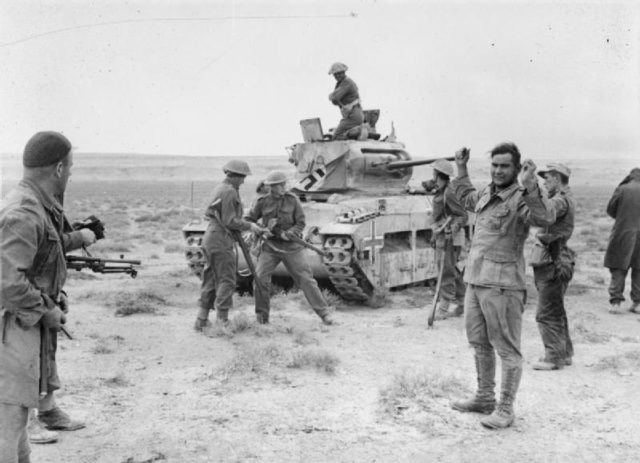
[246,192,330,322]
[329,76,364,139]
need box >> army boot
[256,313,269,324]
[28,409,58,444]
[194,307,211,331]
[38,406,85,431]
[480,366,522,430]
[216,309,229,324]
[451,349,496,414]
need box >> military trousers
[199,230,236,318]
[333,105,364,139]
[253,246,329,321]
[465,284,525,369]
[534,264,574,364]
[435,244,466,306]
[608,267,640,305]
[0,404,30,463]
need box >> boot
[216,309,229,323]
[194,318,211,332]
[451,349,496,414]
[38,406,85,431]
[256,313,269,324]
[28,409,58,444]
[480,366,522,430]
[320,312,337,326]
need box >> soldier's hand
[280,231,291,241]
[59,291,69,314]
[520,159,538,192]
[79,228,97,246]
[454,147,470,167]
[41,306,66,331]
[249,223,264,235]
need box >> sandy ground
[4,154,637,462]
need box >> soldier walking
[422,159,468,319]
[528,164,576,370]
[1,132,97,461]
[195,160,265,330]
[605,168,640,314]
[449,143,555,429]
[246,171,335,325]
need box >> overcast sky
[1,0,638,160]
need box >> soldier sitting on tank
[245,170,336,325]
[422,160,468,319]
[328,62,365,140]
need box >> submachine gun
[65,215,141,278]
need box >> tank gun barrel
[384,156,455,170]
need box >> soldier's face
[333,71,346,82]
[490,153,517,188]
[543,172,560,194]
[269,183,286,197]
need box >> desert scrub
[591,350,640,373]
[103,373,131,387]
[287,348,339,374]
[218,343,285,380]
[205,313,254,338]
[571,320,613,344]
[114,291,167,316]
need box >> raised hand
[520,159,538,192]
[454,147,470,167]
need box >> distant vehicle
[182,110,461,304]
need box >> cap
[23,131,72,167]
[538,163,571,178]
[328,62,348,75]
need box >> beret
[23,131,72,167]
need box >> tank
[182,111,455,303]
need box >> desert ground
[2,153,640,463]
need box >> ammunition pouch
[554,246,576,282]
[528,241,553,267]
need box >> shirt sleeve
[519,184,556,227]
[219,189,250,231]
[63,230,85,251]
[329,79,354,105]
[245,197,262,223]
[0,209,46,327]
[450,174,481,212]
[444,187,468,230]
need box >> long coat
[604,180,640,270]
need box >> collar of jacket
[19,178,63,215]
[223,177,240,191]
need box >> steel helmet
[263,170,288,185]
[432,159,454,178]
[223,160,251,176]
[328,62,348,75]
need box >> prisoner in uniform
[245,171,335,325]
[449,143,555,429]
[1,132,96,462]
[328,62,364,140]
[528,163,576,370]
[195,160,265,329]
[422,159,468,320]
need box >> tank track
[322,235,373,302]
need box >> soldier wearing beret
[1,132,96,460]
[528,163,576,370]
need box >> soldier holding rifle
[246,171,336,325]
[1,132,97,460]
[449,143,555,430]
[195,160,266,330]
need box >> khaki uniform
[329,76,364,139]
[1,179,84,462]
[199,179,252,320]
[451,174,555,414]
[246,192,330,322]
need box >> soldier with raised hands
[195,160,265,330]
[448,142,555,429]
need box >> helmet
[432,159,454,178]
[328,62,348,75]
[263,170,288,185]
[223,160,251,176]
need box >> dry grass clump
[114,291,167,316]
[93,340,114,354]
[206,313,254,338]
[218,343,285,380]
[103,373,131,387]
[293,330,319,346]
[287,348,340,374]
[591,350,640,373]
[571,321,613,344]
[380,371,470,417]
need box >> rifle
[265,218,328,257]
[66,255,141,278]
[427,217,453,328]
